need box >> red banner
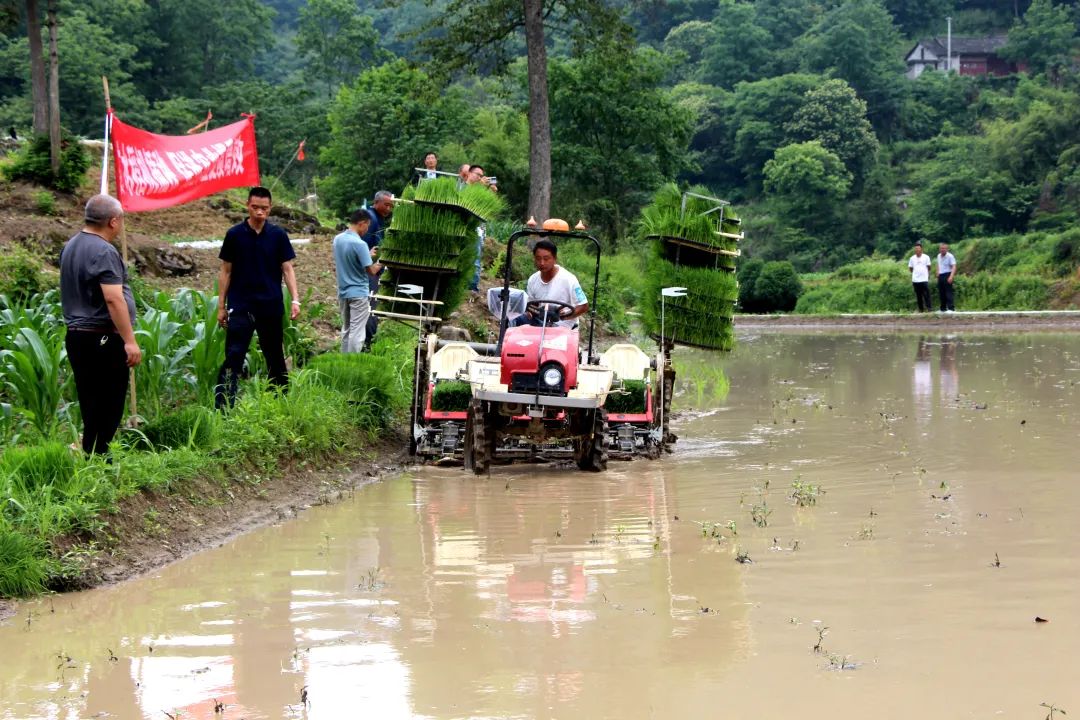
[110,113,260,212]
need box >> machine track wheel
[464,398,493,475]
[408,340,429,456]
[654,365,676,454]
[576,409,609,472]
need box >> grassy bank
[793,228,1080,314]
[0,287,412,598]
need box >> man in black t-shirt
[59,194,143,455]
[215,186,300,408]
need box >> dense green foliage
[4,0,1078,291]
[2,132,90,193]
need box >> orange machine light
[542,218,570,232]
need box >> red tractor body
[499,325,579,394]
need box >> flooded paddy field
[2,332,1079,719]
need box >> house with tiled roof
[905,35,1020,79]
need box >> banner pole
[268,139,304,193]
[100,76,111,195]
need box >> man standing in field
[59,194,142,454]
[936,242,958,312]
[215,186,300,408]
[908,242,932,312]
[333,209,383,353]
[360,190,394,350]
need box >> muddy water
[3,332,1080,720]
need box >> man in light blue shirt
[936,242,957,312]
[333,209,382,352]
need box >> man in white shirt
[936,242,958,312]
[908,242,932,312]
[514,239,589,329]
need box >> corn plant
[181,290,225,405]
[134,307,194,418]
[0,327,72,439]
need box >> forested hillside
[2,0,1079,283]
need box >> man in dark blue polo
[215,186,300,408]
[361,190,393,349]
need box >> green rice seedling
[0,522,49,596]
[605,379,648,414]
[412,177,508,222]
[430,380,472,411]
[305,352,403,429]
[751,500,771,528]
[0,442,77,493]
[138,406,214,451]
[0,327,71,439]
[642,256,739,349]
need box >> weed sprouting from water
[827,653,856,671]
[735,548,752,564]
[992,553,1002,568]
[857,525,874,540]
[751,501,771,528]
[359,567,383,591]
[790,475,824,507]
[1040,703,1067,720]
[813,626,829,653]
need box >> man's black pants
[938,274,955,311]
[913,282,931,312]
[66,330,129,455]
[215,309,287,408]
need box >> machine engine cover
[501,325,579,391]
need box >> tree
[785,78,879,185]
[45,0,56,172]
[726,73,822,190]
[753,0,829,75]
[297,0,388,98]
[416,0,628,222]
[321,60,472,215]
[763,141,852,233]
[135,0,273,102]
[548,45,694,239]
[24,0,45,133]
[797,0,907,136]
[696,0,772,89]
[1000,0,1078,77]
[884,0,955,37]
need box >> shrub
[737,258,764,312]
[2,132,90,193]
[33,190,57,216]
[753,261,803,312]
[139,406,214,451]
[0,247,48,302]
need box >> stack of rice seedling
[606,379,649,414]
[430,380,473,412]
[640,184,741,350]
[379,181,506,314]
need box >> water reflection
[2,332,1080,719]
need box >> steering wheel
[526,299,576,321]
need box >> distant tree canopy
[0,0,1078,269]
